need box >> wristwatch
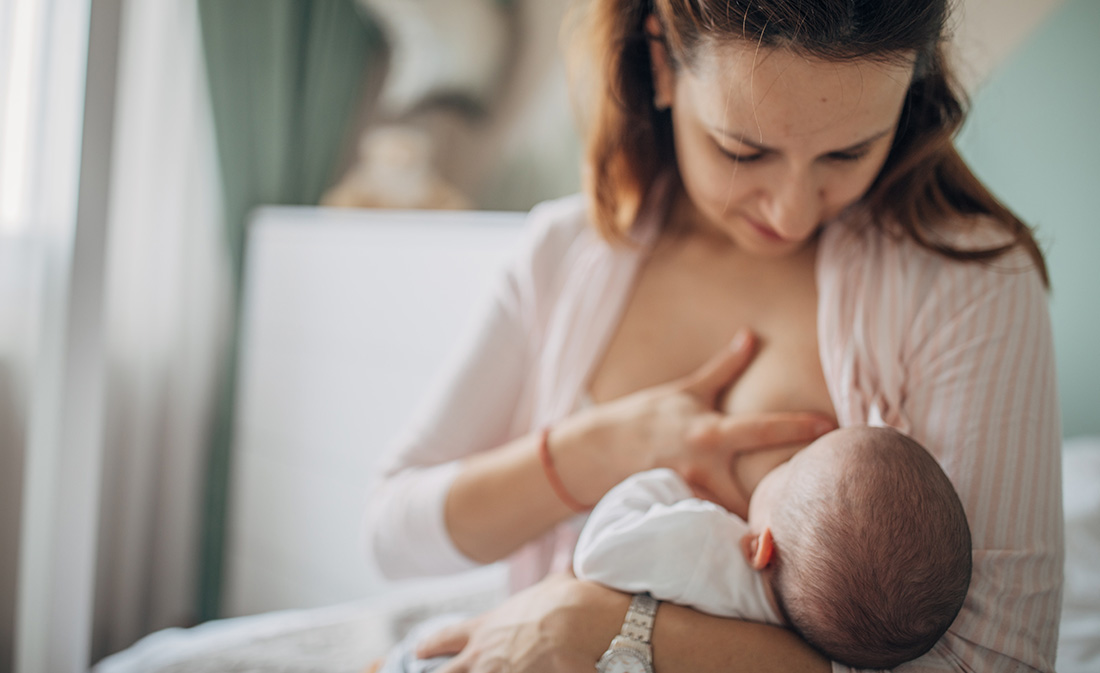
[595,593,659,673]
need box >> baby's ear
[740,529,775,570]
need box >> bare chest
[587,236,835,504]
[592,239,830,408]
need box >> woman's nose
[763,170,823,241]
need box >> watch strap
[596,594,660,673]
[620,593,658,645]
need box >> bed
[93,207,1100,673]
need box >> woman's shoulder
[816,212,1056,437]
[820,212,1044,297]
[521,171,672,256]
[511,193,603,293]
[816,211,1050,378]
[522,192,592,253]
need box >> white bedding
[92,572,506,673]
[94,439,1100,673]
[91,602,392,673]
[1057,436,1100,673]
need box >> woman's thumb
[681,329,756,405]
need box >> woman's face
[652,36,914,256]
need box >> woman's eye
[827,149,870,162]
[717,146,764,163]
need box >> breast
[587,233,836,518]
[721,325,835,515]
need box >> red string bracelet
[537,428,589,513]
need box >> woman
[362,1,1063,671]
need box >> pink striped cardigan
[363,189,1063,672]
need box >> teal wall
[957,0,1100,439]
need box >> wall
[951,0,1065,91]
[957,0,1100,439]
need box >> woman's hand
[556,329,835,513]
[415,574,626,673]
[412,572,830,673]
[443,330,834,565]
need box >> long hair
[565,0,1049,285]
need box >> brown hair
[565,0,1049,285]
[770,427,973,669]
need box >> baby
[573,425,973,670]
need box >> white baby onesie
[573,468,782,624]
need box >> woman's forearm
[412,574,830,673]
[444,431,575,564]
[558,579,829,673]
[444,417,626,564]
[654,602,829,673]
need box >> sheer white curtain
[2,0,99,670]
[90,0,229,659]
[1,0,228,670]
[91,0,229,660]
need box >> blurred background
[0,0,1097,671]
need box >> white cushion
[1058,436,1100,673]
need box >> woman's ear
[740,528,776,570]
[645,15,675,111]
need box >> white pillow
[1058,436,1100,673]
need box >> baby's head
[743,426,972,669]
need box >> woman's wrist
[538,428,589,512]
[547,411,635,507]
[545,576,632,663]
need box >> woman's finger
[686,466,749,515]
[717,411,836,451]
[680,329,757,404]
[416,620,474,659]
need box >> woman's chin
[730,233,813,259]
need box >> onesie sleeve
[574,469,779,623]
[823,229,1063,673]
[361,196,586,579]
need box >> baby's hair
[770,427,972,669]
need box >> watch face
[597,648,653,673]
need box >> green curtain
[196,0,382,620]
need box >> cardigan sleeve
[361,196,588,579]
[822,227,1063,673]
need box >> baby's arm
[573,468,778,623]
